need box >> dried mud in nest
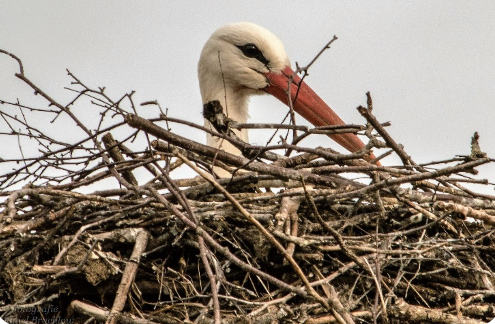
[1,52,495,324]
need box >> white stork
[198,22,374,174]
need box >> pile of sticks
[1,50,495,324]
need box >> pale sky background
[1,1,494,191]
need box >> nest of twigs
[1,50,495,324]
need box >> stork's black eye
[236,43,269,66]
[239,44,260,57]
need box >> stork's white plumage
[198,22,374,173]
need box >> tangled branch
[1,50,495,324]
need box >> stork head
[198,22,376,163]
[198,22,289,122]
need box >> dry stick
[363,258,387,322]
[471,255,495,291]
[435,201,495,225]
[305,311,373,324]
[248,293,296,317]
[273,189,304,265]
[234,122,365,133]
[312,265,353,324]
[0,49,24,74]
[196,236,221,324]
[388,298,485,324]
[145,185,306,296]
[286,199,299,263]
[400,197,461,236]
[450,180,495,200]
[102,133,139,186]
[357,104,413,168]
[371,173,389,324]
[71,300,159,324]
[274,151,321,169]
[175,152,331,310]
[297,35,339,74]
[107,229,150,324]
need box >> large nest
[1,49,495,324]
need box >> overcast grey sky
[1,1,494,188]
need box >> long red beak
[265,66,378,163]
